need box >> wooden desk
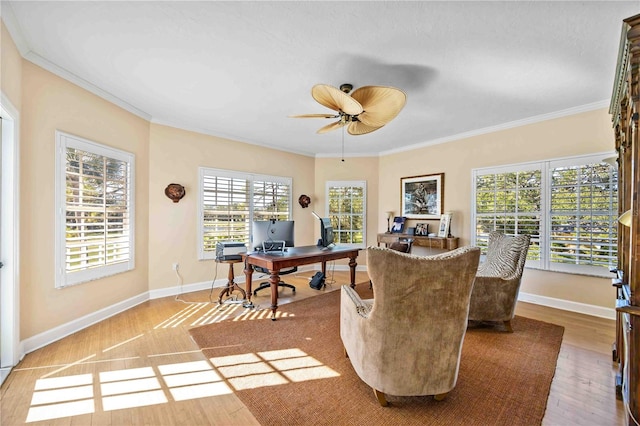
[377,233,459,250]
[243,245,360,320]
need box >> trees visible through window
[472,153,618,277]
[199,168,291,259]
[55,131,134,288]
[327,181,366,246]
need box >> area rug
[189,284,564,426]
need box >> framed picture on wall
[437,213,452,238]
[401,173,444,219]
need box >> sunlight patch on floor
[209,347,339,391]
[24,360,233,423]
[155,302,211,328]
[26,399,95,423]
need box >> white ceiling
[3,1,638,157]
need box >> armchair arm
[341,284,373,318]
[340,285,376,380]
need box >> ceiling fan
[291,83,407,135]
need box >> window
[55,131,135,288]
[472,152,618,277]
[326,181,366,246]
[199,168,291,259]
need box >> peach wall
[379,108,616,308]
[20,61,150,339]
[1,22,22,109]
[148,124,315,290]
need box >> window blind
[199,168,292,259]
[472,152,617,277]
[56,131,134,288]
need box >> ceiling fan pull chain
[341,126,345,162]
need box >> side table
[216,258,246,304]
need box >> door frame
[1,93,21,385]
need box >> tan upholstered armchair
[340,246,480,406]
[468,231,530,332]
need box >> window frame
[325,180,367,248]
[198,167,292,260]
[54,131,135,288]
[471,152,618,278]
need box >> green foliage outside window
[474,158,618,274]
[328,183,365,245]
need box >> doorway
[1,94,20,385]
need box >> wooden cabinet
[610,13,640,425]
[377,233,459,251]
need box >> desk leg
[269,270,281,321]
[243,264,255,309]
[349,255,358,288]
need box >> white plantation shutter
[472,153,617,277]
[198,168,291,259]
[55,132,135,288]
[549,161,618,275]
[202,174,251,253]
[474,168,542,267]
[253,176,292,222]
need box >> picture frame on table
[391,216,406,233]
[415,223,429,236]
[401,173,444,219]
[437,213,452,238]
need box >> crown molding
[380,100,610,156]
[151,117,316,158]
[2,2,610,159]
[1,3,30,56]
[314,151,379,159]
[24,51,152,121]
[2,4,152,122]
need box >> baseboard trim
[148,279,228,300]
[22,274,603,357]
[21,292,150,355]
[518,291,615,320]
[18,268,318,356]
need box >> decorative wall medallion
[298,194,311,208]
[165,183,186,203]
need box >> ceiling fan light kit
[292,83,406,136]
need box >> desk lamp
[386,211,394,233]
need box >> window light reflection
[25,348,339,423]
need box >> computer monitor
[311,212,334,248]
[251,220,295,250]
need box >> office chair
[252,265,298,295]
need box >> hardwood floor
[1,270,625,425]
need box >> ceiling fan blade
[348,121,384,136]
[311,84,363,116]
[317,120,346,134]
[290,113,339,119]
[350,86,406,127]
